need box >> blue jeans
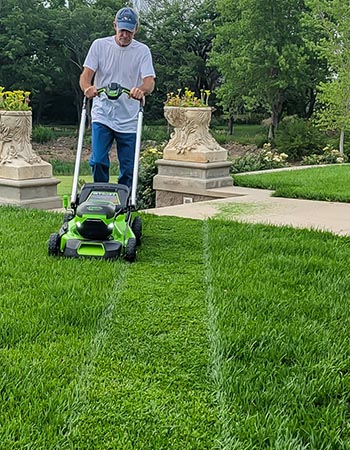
[90,122,136,188]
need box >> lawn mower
[48,83,143,262]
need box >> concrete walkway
[144,186,350,236]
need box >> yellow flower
[164,88,211,107]
[0,87,31,111]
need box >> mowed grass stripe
[203,219,232,449]
[62,264,130,444]
[60,214,217,449]
[206,219,350,449]
[0,207,125,449]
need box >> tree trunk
[339,128,345,155]
[305,88,316,119]
[33,91,46,124]
[228,116,234,135]
[268,94,284,140]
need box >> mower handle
[97,82,145,105]
[97,82,130,99]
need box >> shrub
[231,144,289,174]
[274,116,327,161]
[32,125,54,143]
[301,146,348,165]
[137,146,163,209]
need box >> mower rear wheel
[125,237,137,262]
[48,233,60,256]
[131,216,142,246]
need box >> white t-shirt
[83,36,155,133]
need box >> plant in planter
[165,87,211,107]
[0,87,40,165]
[163,88,227,162]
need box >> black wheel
[48,233,60,257]
[125,237,137,262]
[131,216,142,246]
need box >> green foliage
[0,87,31,111]
[143,0,218,114]
[137,146,163,209]
[301,145,348,165]
[306,0,350,146]
[231,144,289,174]
[210,0,326,134]
[164,88,211,107]
[141,124,169,143]
[274,116,327,161]
[32,125,54,143]
[212,124,267,146]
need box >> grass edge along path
[233,164,350,203]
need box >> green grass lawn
[234,164,350,202]
[57,175,119,198]
[212,124,266,146]
[1,207,350,448]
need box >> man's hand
[84,85,98,99]
[129,87,145,100]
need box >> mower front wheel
[125,237,137,262]
[48,233,60,257]
[131,216,142,246]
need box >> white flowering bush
[231,143,289,174]
[262,143,288,164]
[301,146,348,165]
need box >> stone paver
[144,186,350,236]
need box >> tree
[142,0,219,117]
[306,0,350,154]
[0,0,59,117]
[210,0,325,139]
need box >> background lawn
[1,207,350,448]
[234,164,350,202]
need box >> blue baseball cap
[116,7,138,32]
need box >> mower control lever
[97,83,145,106]
[97,83,130,100]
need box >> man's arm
[80,67,98,98]
[130,76,155,100]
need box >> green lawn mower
[48,83,143,262]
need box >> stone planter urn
[153,105,233,207]
[0,110,61,209]
[163,106,227,163]
[0,110,41,165]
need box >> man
[80,6,155,187]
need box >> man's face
[114,24,136,47]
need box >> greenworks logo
[87,206,103,211]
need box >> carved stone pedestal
[153,159,233,207]
[153,106,233,207]
[0,159,62,209]
[0,110,62,209]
